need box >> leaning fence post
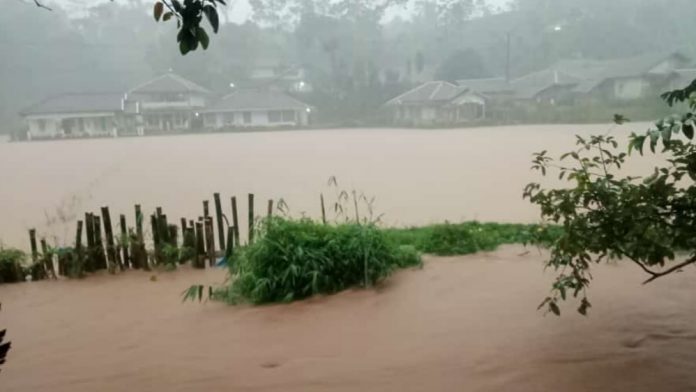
[267,199,274,218]
[101,206,118,273]
[84,212,96,272]
[320,193,327,225]
[151,214,161,265]
[214,193,226,252]
[248,193,255,245]
[194,221,205,269]
[40,238,53,278]
[119,214,129,269]
[231,196,240,247]
[205,217,215,267]
[92,215,107,270]
[29,229,38,264]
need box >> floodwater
[0,245,694,391]
[1,125,693,391]
[0,124,661,249]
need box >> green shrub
[383,222,563,256]
[222,218,421,304]
[0,248,26,283]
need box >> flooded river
[0,124,659,249]
[2,125,693,391]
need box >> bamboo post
[230,196,240,246]
[194,221,205,269]
[180,218,187,239]
[134,204,148,270]
[159,214,170,245]
[203,200,210,220]
[214,193,225,252]
[101,206,118,273]
[267,199,274,218]
[128,229,140,269]
[205,217,215,267]
[29,229,38,264]
[225,226,235,259]
[248,193,255,245]
[84,212,95,272]
[151,214,161,265]
[119,214,129,269]
[40,238,52,278]
[320,193,327,225]
[168,225,178,247]
[93,215,107,270]
[74,220,84,277]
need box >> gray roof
[669,68,696,90]
[511,69,583,99]
[20,93,124,116]
[203,89,310,112]
[457,77,512,94]
[129,73,210,95]
[385,81,470,105]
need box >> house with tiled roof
[201,88,313,128]
[384,81,486,126]
[20,93,136,140]
[128,72,212,133]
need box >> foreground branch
[616,246,696,284]
[33,0,52,10]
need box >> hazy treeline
[2,0,696,130]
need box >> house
[384,81,486,126]
[567,52,691,100]
[201,88,313,129]
[128,72,211,133]
[248,65,314,93]
[20,93,136,140]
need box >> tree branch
[33,0,52,10]
[642,256,696,284]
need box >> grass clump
[383,222,562,256]
[220,218,421,304]
[0,248,26,283]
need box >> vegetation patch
[383,222,562,256]
[214,218,421,304]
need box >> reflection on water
[0,124,660,248]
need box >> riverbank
[1,244,694,391]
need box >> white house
[128,72,211,133]
[20,93,135,140]
[384,81,486,126]
[202,89,312,129]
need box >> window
[268,111,282,123]
[243,112,251,124]
[281,110,295,122]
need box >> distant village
[19,51,696,140]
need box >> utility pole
[505,31,511,83]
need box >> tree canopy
[525,83,696,316]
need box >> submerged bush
[383,222,562,256]
[221,218,421,304]
[0,248,25,283]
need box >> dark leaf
[549,301,560,316]
[153,2,164,21]
[683,122,694,139]
[162,11,173,21]
[203,5,219,33]
[197,26,210,50]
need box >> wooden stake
[320,193,327,225]
[214,193,225,251]
[151,214,161,265]
[205,217,215,267]
[267,199,274,218]
[93,215,107,270]
[248,193,255,245]
[29,229,38,264]
[119,214,129,269]
[230,196,240,246]
[194,221,205,269]
[40,238,52,278]
[75,220,84,277]
[101,206,118,273]
[84,212,96,272]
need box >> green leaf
[649,131,659,153]
[549,301,560,316]
[203,5,219,33]
[153,2,164,21]
[197,27,210,50]
[613,114,628,125]
[683,122,694,139]
[162,11,173,21]
[179,38,190,55]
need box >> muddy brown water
[0,246,694,391]
[0,124,659,248]
[2,125,694,391]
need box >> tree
[434,48,487,81]
[524,82,696,316]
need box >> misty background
[3,0,696,132]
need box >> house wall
[613,77,650,100]
[25,112,117,139]
[203,109,309,129]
